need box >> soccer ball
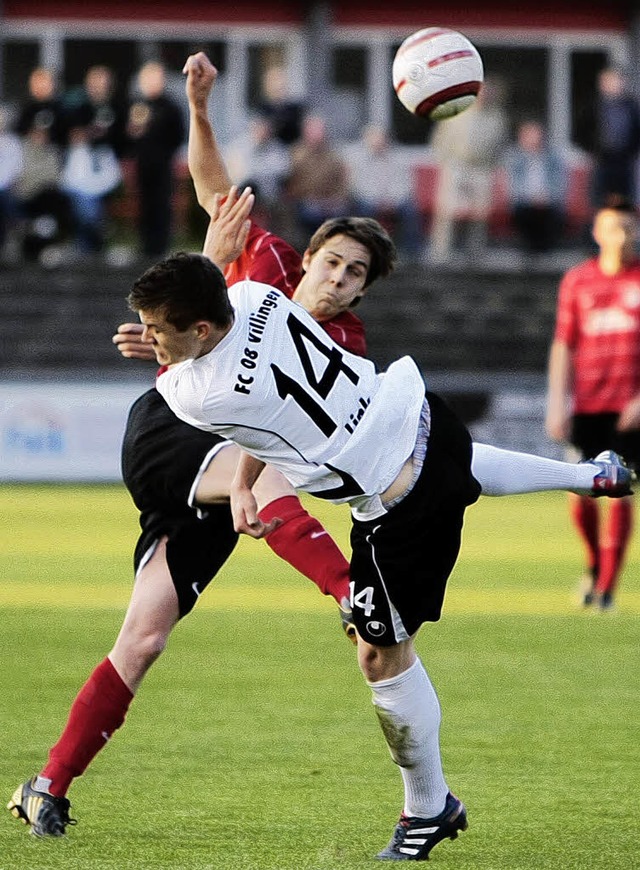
[392,27,484,121]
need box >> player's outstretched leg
[377,792,468,861]
[587,450,635,497]
[7,777,76,837]
[472,444,635,498]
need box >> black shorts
[349,391,481,646]
[121,388,238,617]
[571,413,640,473]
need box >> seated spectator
[0,105,23,257]
[504,120,568,255]
[343,124,423,261]
[285,113,351,246]
[60,124,122,255]
[14,122,71,263]
[224,114,291,228]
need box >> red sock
[569,495,600,575]
[595,499,633,595]
[259,495,350,605]
[41,657,134,797]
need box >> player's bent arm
[230,452,282,538]
[545,339,573,441]
[183,51,232,215]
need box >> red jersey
[554,257,640,413]
[224,221,301,298]
[223,221,367,357]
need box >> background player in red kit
[547,198,640,609]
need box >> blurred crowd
[1,58,639,269]
[0,61,183,267]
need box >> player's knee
[358,643,391,682]
[137,629,169,665]
[119,625,170,671]
[357,639,415,683]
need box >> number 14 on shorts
[349,581,375,617]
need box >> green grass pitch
[1,484,639,869]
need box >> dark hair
[307,216,397,288]
[597,194,638,215]
[127,252,233,331]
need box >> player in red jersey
[547,198,640,609]
[6,61,397,839]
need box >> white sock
[368,658,448,818]
[472,443,598,496]
[33,775,53,794]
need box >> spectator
[13,121,71,263]
[224,114,291,228]
[63,64,127,158]
[504,119,568,256]
[60,124,122,255]
[0,105,23,257]
[285,113,351,247]
[343,124,423,262]
[576,66,640,208]
[257,64,304,146]
[125,60,185,258]
[15,67,67,148]
[428,76,510,263]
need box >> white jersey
[157,281,425,506]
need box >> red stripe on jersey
[223,221,302,297]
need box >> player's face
[138,308,205,365]
[295,234,371,322]
[593,209,638,257]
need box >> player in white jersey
[157,277,424,506]
[128,238,633,862]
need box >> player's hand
[545,408,570,442]
[230,484,282,539]
[617,395,640,431]
[183,51,217,107]
[112,322,156,361]
[202,185,254,268]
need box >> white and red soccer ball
[392,27,484,121]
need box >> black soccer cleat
[597,590,616,612]
[339,597,357,645]
[578,567,598,607]
[588,450,635,498]
[7,777,76,837]
[377,792,467,861]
